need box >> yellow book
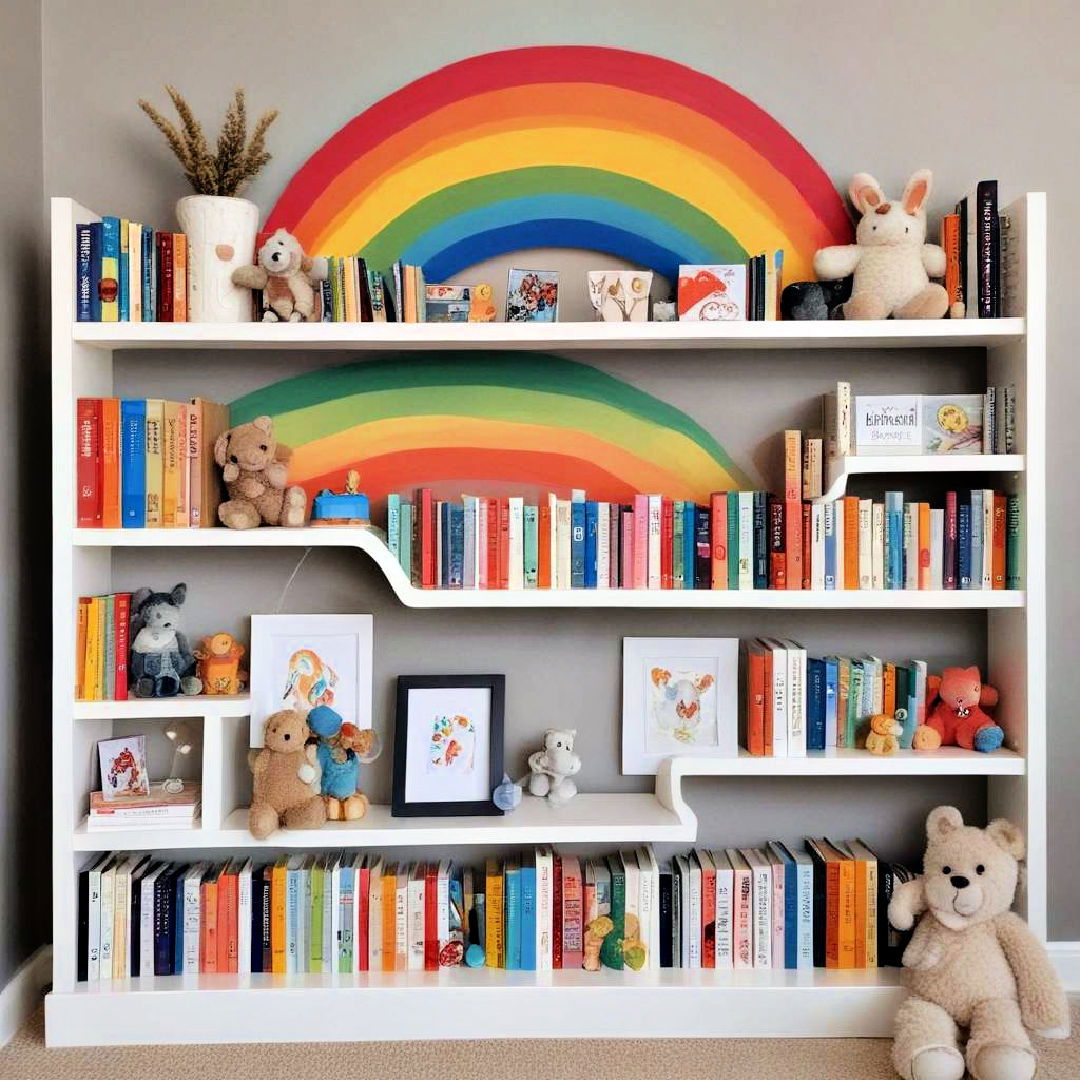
[172,233,188,322]
[847,839,879,968]
[271,857,288,973]
[343,256,358,323]
[825,839,856,969]
[75,598,89,699]
[161,401,181,526]
[128,222,142,322]
[381,864,397,972]
[144,399,164,526]
[84,596,101,700]
[484,857,504,969]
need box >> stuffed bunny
[814,170,951,320]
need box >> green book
[1006,494,1021,589]
[399,502,412,576]
[672,500,684,588]
[310,860,324,973]
[846,660,863,748]
[523,505,539,588]
[601,854,625,970]
[727,491,739,590]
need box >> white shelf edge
[73,695,251,720]
[822,454,1026,500]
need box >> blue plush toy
[307,705,381,821]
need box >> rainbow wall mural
[228,355,751,509]
[266,46,851,284]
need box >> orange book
[710,492,728,589]
[843,497,860,590]
[484,857,505,968]
[217,862,238,973]
[697,851,716,969]
[745,641,766,756]
[271,858,287,974]
[992,494,1007,588]
[75,597,89,699]
[824,839,856,969]
[100,398,121,528]
[381,864,397,972]
[762,645,774,756]
[845,844,868,968]
[172,233,188,322]
[918,503,931,590]
[784,499,803,590]
[883,662,897,716]
[202,872,219,974]
[941,213,962,310]
[538,498,552,588]
[784,430,802,502]
[847,839,880,968]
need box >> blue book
[958,501,972,588]
[683,503,696,589]
[88,222,103,321]
[824,658,838,748]
[784,844,815,969]
[120,399,147,527]
[153,866,178,976]
[672,500,684,587]
[726,491,739,590]
[173,866,186,973]
[338,863,353,973]
[807,658,827,751]
[752,490,768,588]
[75,224,94,321]
[584,501,599,588]
[767,842,799,970]
[387,494,401,563]
[885,491,904,589]
[504,859,521,970]
[693,505,711,588]
[462,496,478,589]
[570,495,586,589]
[523,504,539,588]
[118,221,130,322]
[519,864,537,971]
[399,502,412,575]
[100,216,121,322]
[969,490,983,590]
[447,502,464,588]
[140,226,155,322]
[439,502,450,587]
[823,502,837,589]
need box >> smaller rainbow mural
[228,354,750,510]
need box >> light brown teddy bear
[888,806,1068,1080]
[214,415,307,529]
[248,709,327,840]
[231,228,326,322]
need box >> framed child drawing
[621,637,738,774]
[249,614,373,747]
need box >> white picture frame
[249,614,373,747]
[621,637,739,775]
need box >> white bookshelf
[47,195,1047,1046]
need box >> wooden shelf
[822,454,1025,500]
[71,317,1026,352]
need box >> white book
[834,500,846,590]
[507,497,524,590]
[811,502,825,590]
[789,845,815,969]
[858,499,873,589]
[741,849,772,969]
[620,851,642,971]
[637,845,660,971]
[765,639,789,758]
[871,503,885,590]
[930,508,945,590]
[327,857,341,972]
[395,868,408,971]
[476,499,489,589]
[111,855,138,980]
[737,490,754,589]
[545,494,557,589]
[407,863,426,970]
[596,502,610,589]
[182,864,204,975]
[782,639,807,757]
[647,496,662,590]
[98,859,117,983]
[764,846,786,968]
[86,854,108,982]
[555,500,572,589]
[138,861,165,979]
[351,854,363,974]
[535,846,554,970]
[237,859,253,975]
[437,859,452,958]
[462,495,478,589]
[711,850,733,969]
[823,381,852,458]
[686,851,702,969]
[366,858,382,971]
[674,854,692,968]
[983,488,994,590]
[823,502,836,589]
[726,849,753,970]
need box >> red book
[76,398,102,527]
[802,502,813,590]
[784,498,803,590]
[660,498,674,589]
[485,497,499,590]
[113,593,131,701]
[710,492,728,590]
[745,641,766,756]
[538,499,552,588]
[620,506,634,588]
[609,503,621,588]
[424,863,439,971]
[944,491,958,590]
[156,232,174,322]
[358,860,370,972]
[992,494,1007,589]
[552,854,563,969]
[100,398,121,529]
[768,498,786,589]
[420,488,435,588]
[561,856,583,970]
[700,854,716,969]
[497,499,510,589]
[762,645,774,756]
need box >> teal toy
[307,705,381,820]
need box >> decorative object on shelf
[924,666,1004,752]
[864,714,903,755]
[129,582,201,698]
[583,915,614,971]
[506,269,558,322]
[780,277,851,321]
[97,735,150,800]
[248,709,327,840]
[193,632,247,695]
[651,300,676,322]
[467,283,497,322]
[307,704,381,821]
[464,943,485,967]
[391,674,505,817]
[622,637,738,774]
[491,773,522,812]
[310,469,371,526]
[813,170,949,320]
[922,394,985,455]
[677,265,747,321]
[214,415,308,529]
[231,229,327,323]
[523,729,581,808]
[138,87,276,323]
[162,719,200,794]
[588,271,652,322]
[424,284,473,323]
[249,614,373,748]
[888,807,1069,1080]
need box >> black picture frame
[391,674,505,818]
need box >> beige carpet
[2,1000,1078,1080]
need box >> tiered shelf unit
[48,194,1046,1046]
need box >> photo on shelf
[248,614,373,747]
[97,734,150,800]
[622,637,739,774]
[505,269,558,322]
[392,674,505,817]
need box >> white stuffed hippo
[524,728,581,808]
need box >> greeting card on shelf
[97,735,150,801]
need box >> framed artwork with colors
[621,637,739,774]
[505,269,559,322]
[392,674,505,817]
[249,614,373,747]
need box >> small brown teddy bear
[248,709,327,840]
[231,228,326,323]
[888,806,1069,1080]
[214,415,307,529]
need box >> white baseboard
[1048,941,1080,992]
[0,944,52,1046]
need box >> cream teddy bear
[231,228,327,322]
[888,806,1069,1080]
[814,170,951,320]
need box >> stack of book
[941,180,1006,319]
[744,644,934,757]
[77,842,913,982]
[75,217,190,322]
[75,592,130,701]
[75,397,229,528]
[88,783,201,832]
[314,255,390,322]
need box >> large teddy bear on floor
[888,807,1068,1080]
[214,415,307,529]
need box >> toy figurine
[310,469,371,526]
[467,282,497,322]
[865,714,903,755]
[231,228,327,323]
[129,583,202,698]
[522,728,581,808]
[193,632,247,695]
[307,705,381,820]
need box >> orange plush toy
[193,632,247,695]
[925,666,1004,752]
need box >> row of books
[942,180,1006,319]
[75,219,191,322]
[75,593,131,701]
[77,841,912,982]
[75,397,229,528]
[744,644,932,756]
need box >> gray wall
[35,0,1080,939]
[0,0,50,985]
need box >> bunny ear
[849,173,886,215]
[902,169,933,214]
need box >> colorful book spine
[120,400,147,527]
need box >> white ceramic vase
[175,194,259,322]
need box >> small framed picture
[249,614,373,747]
[97,735,151,801]
[622,637,739,775]
[392,675,505,817]
[505,269,558,322]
